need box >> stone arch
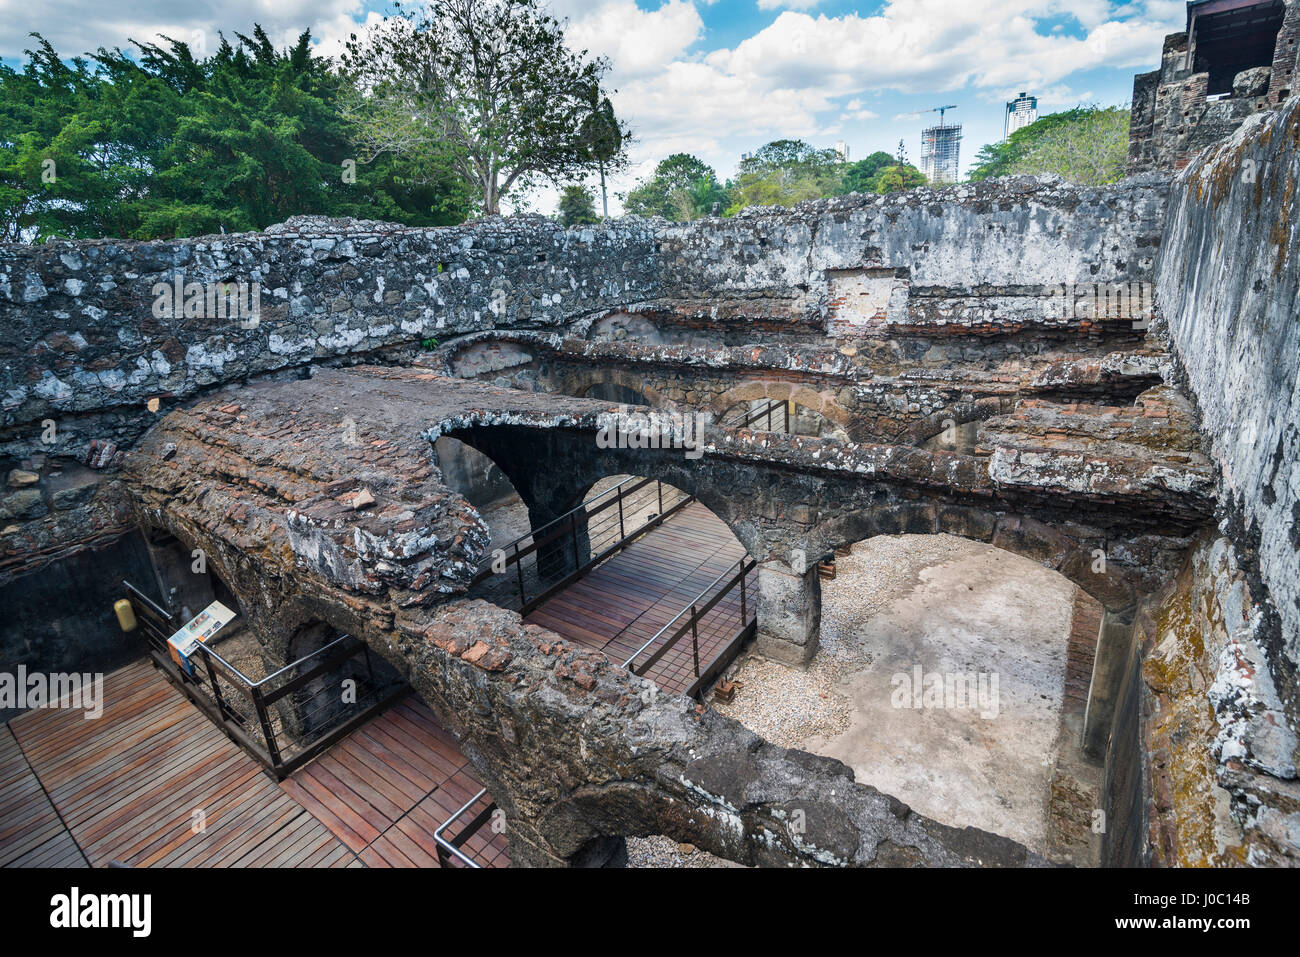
[811,509,1145,760]
[814,506,1139,615]
[908,397,1006,450]
[580,377,661,408]
[712,380,853,430]
[447,338,537,379]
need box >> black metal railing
[622,556,757,699]
[124,580,405,779]
[468,476,694,615]
[722,398,790,433]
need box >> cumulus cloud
[563,0,704,80]
[757,0,828,10]
[0,0,362,58]
[556,0,1182,207]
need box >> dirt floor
[716,533,1097,859]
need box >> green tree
[726,139,845,213]
[969,105,1130,186]
[842,151,895,193]
[342,0,626,216]
[557,184,598,226]
[579,93,628,219]
[0,27,470,241]
[869,139,927,194]
[623,153,726,220]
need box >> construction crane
[906,104,959,126]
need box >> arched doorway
[718,398,848,440]
[582,380,655,406]
[460,461,757,699]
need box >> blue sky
[0,0,1187,212]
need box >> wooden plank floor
[280,697,508,868]
[0,725,86,867]
[2,661,506,868]
[526,501,754,695]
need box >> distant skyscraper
[920,123,962,183]
[1005,92,1038,138]
[835,140,850,162]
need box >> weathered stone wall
[0,214,656,443]
[1148,98,1300,865]
[1134,533,1298,866]
[1156,97,1300,711]
[654,175,1169,336]
[0,214,654,665]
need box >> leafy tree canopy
[623,153,726,221]
[726,139,845,213]
[557,184,598,226]
[842,151,896,193]
[969,105,1130,186]
[0,27,469,241]
[341,0,628,216]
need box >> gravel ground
[626,835,744,868]
[714,534,979,746]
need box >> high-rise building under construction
[920,123,962,183]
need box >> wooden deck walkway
[525,500,753,696]
[1,660,506,868]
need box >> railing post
[740,561,747,622]
[201,647,228,720]
[570,514,580,570]
[691,605,700,677]
[618,490,625,540]
[252,686,283,768]
[657,480,664,517]
[515,541,526,606]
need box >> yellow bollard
[114,599,138,632]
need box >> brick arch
[712,380,853,428]
[813,506,1139,615]
[904,397,1006,446]
[446,338,537,379]
[576,373,664,408]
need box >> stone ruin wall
[2,142,1299,864]
[1128,0,1300,175]
[0,175,1170,583]
[1129,99,1300,866]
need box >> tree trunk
[599,165,608,220]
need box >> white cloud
[0,0,362,58]
[564,0,703,80]
[554,0,1183,210]
[757,0,828,10]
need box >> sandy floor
[717,533,1077,855]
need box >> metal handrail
[621,557,747,670]
[433,787,490,868]
[481,475,642,564]
[122,580,173,622]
